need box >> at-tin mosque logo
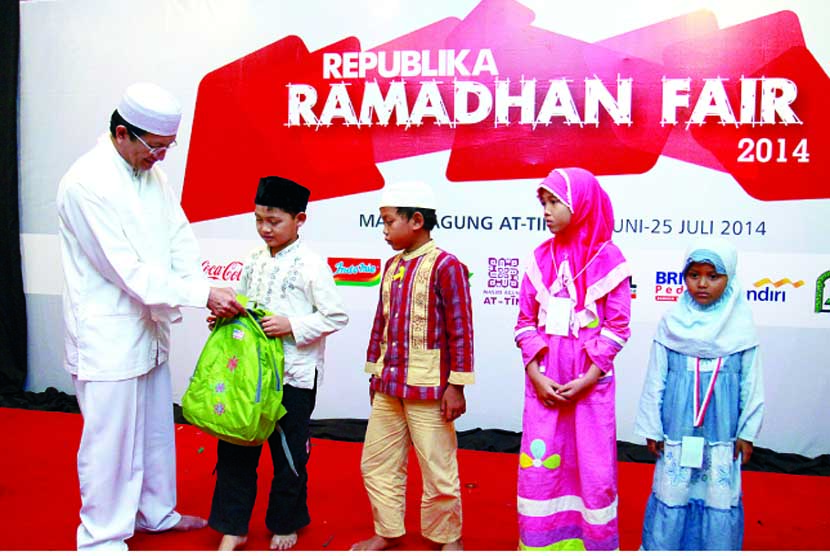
[816,271,830,313]
[482,257,520,306]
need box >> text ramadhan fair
[286,49,801,128]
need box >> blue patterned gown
[634,343,764,550]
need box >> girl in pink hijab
[514,168,632,550]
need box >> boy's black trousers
[208,381,317,536]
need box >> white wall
[19,0,830,457]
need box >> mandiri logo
[746,276,804,304]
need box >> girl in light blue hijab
[634,239,764,551]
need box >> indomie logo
[328,257,381,287]
[746,277,803,304]
[654,270,684,302]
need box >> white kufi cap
[117,82,182,136]
[379,181,437,210]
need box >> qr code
[487,258,520,288]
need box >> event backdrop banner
[19,0,830,457]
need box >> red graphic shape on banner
[444,0,665,181]
[182,36,383,223]
[595,10,719,66]
[690,46,830,201]
[366,18,462,163]
[181,1,829,221]
[581,44,671,159]
[660,11,806,172]
[595,10,724,169]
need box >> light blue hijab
[655,239,759,358]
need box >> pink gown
[515,236,631,550]
[514,167,631,551]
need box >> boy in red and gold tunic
[351,181,475,551]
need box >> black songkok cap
[254,176,311,214]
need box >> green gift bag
[183,295,286,446]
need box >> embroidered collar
[268,237,301,259]
[401,239,436,261]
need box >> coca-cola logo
[202,260,243,282]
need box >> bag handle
[242,295,270,322]
[213,293,271,331]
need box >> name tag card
[545,296,573,336]
[680,435,705,468]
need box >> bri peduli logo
[327,257,381,287]
[816,271,830,313]
[654,270,684,302]
[746,277,804,304]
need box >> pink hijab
[537,168,629,327]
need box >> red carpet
[0,407,827,550]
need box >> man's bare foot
[270,532,298,550]
[173,514,208,531]
[441,539,463,551]
[218,534,248,551]
[350,534,402,551]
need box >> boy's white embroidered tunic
[238,240,348,389]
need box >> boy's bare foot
[350,534,402,551]
[172,514,208,531]
[270,532,298,550]
[441,539,463,551]
[218,534,248,551]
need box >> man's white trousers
[73,362,182,550]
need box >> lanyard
[693,357,722,428]
[549,241,609,285]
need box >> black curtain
[0,1,27,393]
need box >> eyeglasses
[132,133,177,157]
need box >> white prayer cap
[117,82,182,136]
[379,181,437,210]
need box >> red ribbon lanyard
[693,357,723,428]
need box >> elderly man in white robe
[56,82,244,550]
